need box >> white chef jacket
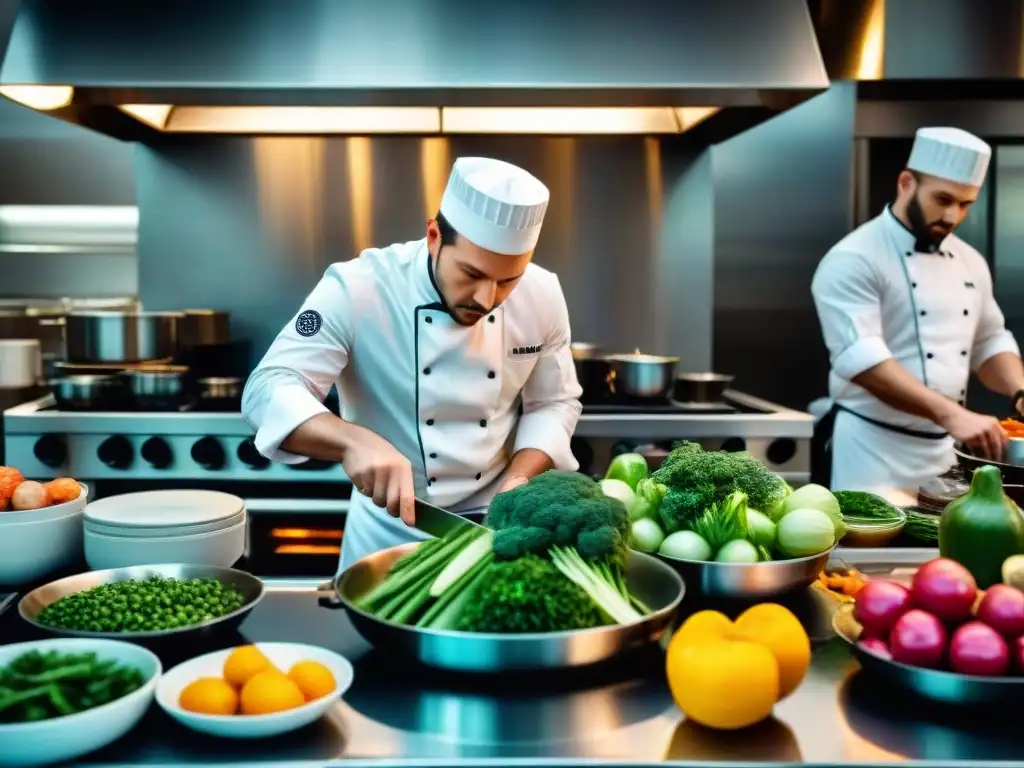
[811,206,1019,492]
[241,238,583,571]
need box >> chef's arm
[853,361,963,424]
[509,278,583,475]
[971,267,1024,398]
[241,267,354,463]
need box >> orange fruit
[178,677,239,715]
[239,670,306,715]
[288,660,336,702]
[731,603,810,700]
[669,610,732,650]
[223,645,274,688]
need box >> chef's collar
[883,204,950,257]
[413,238,451,311]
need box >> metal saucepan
[180,309,231,348]
[954,443,1024,485]
[570,342,613,401]
[0,339,42,388]
[47,374,124,411]
[195,376,243,412]
[327,543,685,673]
[65,311,184,363]
[123,365,191,411]
[605,351,679,399]
[673,372,735,404]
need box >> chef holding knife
[811,127,1024,492]
[242,157,583,571]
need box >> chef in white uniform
[242,157,583,571]
[812,127,1024,492]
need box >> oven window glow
[274,544,342,555]
[270,527,342,540]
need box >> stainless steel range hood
[0,0,829,140]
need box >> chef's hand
[941,407,1007,461]
[498,474,530,494]
[340,424,415,525]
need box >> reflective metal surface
[412,499,486,540]
[605,354,678,399]
[833,603,1024,706]
[655,546,834,600]
[673,372,734,404]
[1,0,828,140]
[47,373,122,411]
[65,312,183,363]
[333,544,684,672]
[18,563,264,640]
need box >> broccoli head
[486,470,630,567]
[453,555,607,633]
[650,442,787,533]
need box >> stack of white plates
[83,490,247,571]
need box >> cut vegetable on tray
[604,444,836,563]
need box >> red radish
[976,585,1024,638]
[948,621,1010,676]
[858,637,892,659]
[889,609,947,668]
[911,558,977,623]
[1014,635,1024,673]
[854,580,913,638]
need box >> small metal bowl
[833,602,1024,706]
[18,563,264,641]
[653,546,835,600]
[841,519,907,547]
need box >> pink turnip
[911,558,977,623]
[854,580,912,639]
[976,585,1024,638]
[889,609,947,668]
[858,637,892,660]
[948,621,1010,676]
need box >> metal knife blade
[413,498,486,539]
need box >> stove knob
[97,435,134,470]
[141,437,173,469]
[237,438,270,470]
[33,434,67,468]
[191,436,226,471]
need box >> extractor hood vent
[0,0,829,140]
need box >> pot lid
[84,490,244,528]
[84,508,245,539]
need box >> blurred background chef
[811,127,1024,492]
[242,157,583,571]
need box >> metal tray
[330,543,685,673]
[18,563,264,641]
[833,602,1024,706]
[653,546,835,600]
[954,443,1024,485]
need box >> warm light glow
[420,137,451,220]
[443,107,681,135]
[274,544,342,555]
[347,137,374,254]
[270,527,342,540]
[856,0,886,80]
[0,85,73,110]
[113,105,720,136]
[119,105,441,134]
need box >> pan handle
[316,580,346,610]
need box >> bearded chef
[242,157,582,571]
[811,127,1024,492]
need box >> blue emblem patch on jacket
[295,309,323,337]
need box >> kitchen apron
[338,491,488,573]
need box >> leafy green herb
[689,491,749,552]
[834,490,906,525]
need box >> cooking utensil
[18,563,264,641]
[329,543,684,672]
[954,443,1024,485]
[654,546,835,600]
[179,309,230,348]
[673,372,734,404]
[194,376,243,412]
[569,342,603,360]
[833,602,1024,705]
[605,352,679,399]
[65,311,184,363]
[47,374,123,410]
[123,365,191,411]
[0,339,41,388]
[413,498,486,539]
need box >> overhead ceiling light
[0,85,74,111]
[118,105,441,134]
[441,107,683,135]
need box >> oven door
[244,497,347,578]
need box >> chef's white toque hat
[907,127,991,187]
[439,157,550,255]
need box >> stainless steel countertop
[4,548,1019,767]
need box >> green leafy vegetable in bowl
[833,490,906,526]
[0,650,144,723]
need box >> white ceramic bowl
[0,484,89,523]
[0,510,83,586]
[0,638,161,767]
[156,642,353,739]
[84,517,246,571]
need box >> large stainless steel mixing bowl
[654,546,835,600]
[332,543,685,673]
